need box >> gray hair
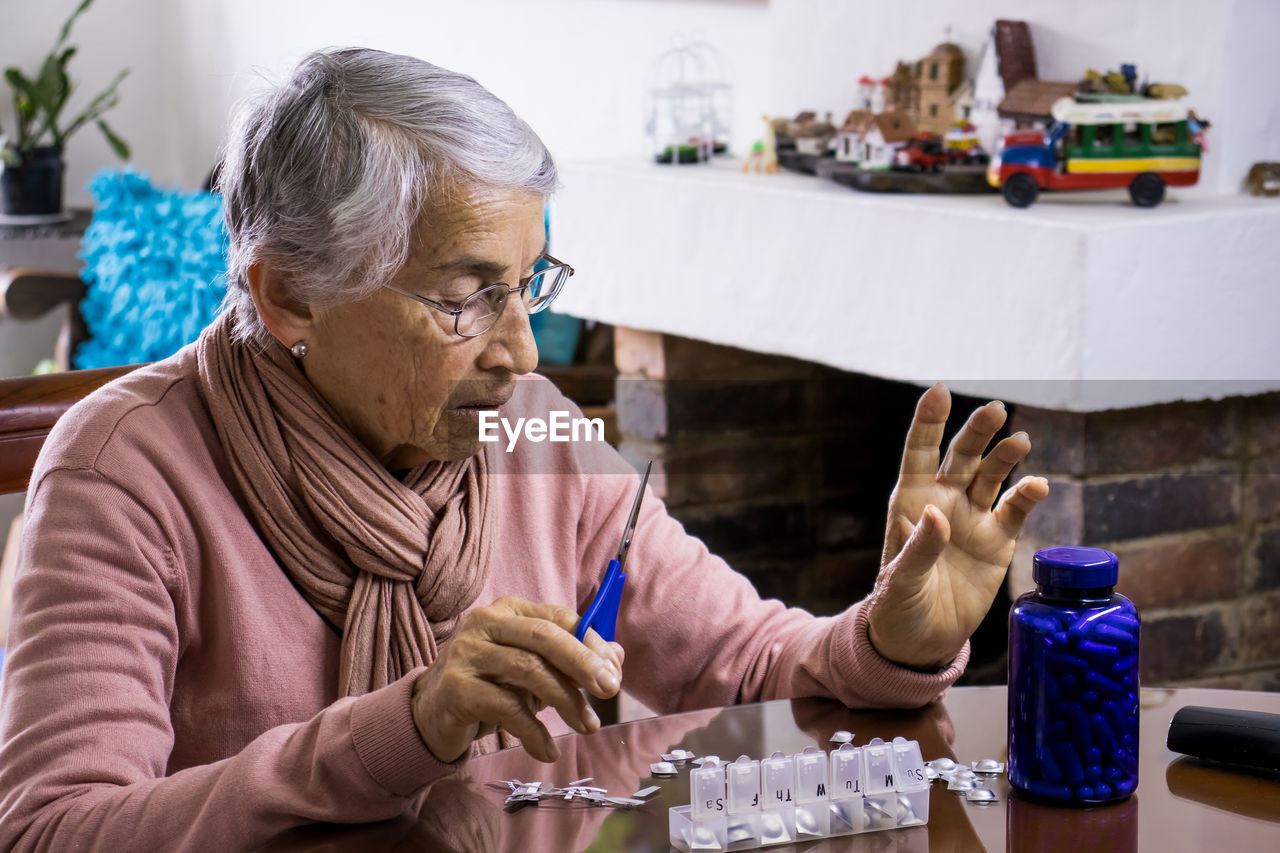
[218,47,558,347]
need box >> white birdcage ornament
[645,40,732,165]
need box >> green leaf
[96,118,129,160]
[56,0,95,49]
[4,68,57,145]
[31,50,74,142]
[57,67,128,146]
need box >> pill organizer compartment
[793,748,830,839]
[670,738,931,852]
[758,751,797,846]
[725,756,763,848]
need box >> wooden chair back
[0,365,139,495]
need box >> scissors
[575,461,651,643]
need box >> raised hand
[410,596,625,763]
[865,384,1050,670]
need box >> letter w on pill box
[670,736,929,852]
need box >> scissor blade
[614,461,652,570]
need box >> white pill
[966,786,999,804]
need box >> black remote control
[1167,705,1280,772]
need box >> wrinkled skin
[254,185,545,469]
[866,385,1049,669]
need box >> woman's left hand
[865,383,1050,670]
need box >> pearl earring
[290,341,309,359]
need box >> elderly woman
[0,48,1047,849]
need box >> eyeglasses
[382,254,575,338]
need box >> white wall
[3,0,1277,203]
[155,0,776,192]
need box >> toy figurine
[1187,110,1210,153]
[989,96,1202,207]
[743,114,779,174]
[1246,162,1280,196]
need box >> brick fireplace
[611,327,1280,691]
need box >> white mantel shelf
[548,157,1280,412]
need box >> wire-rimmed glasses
[383,254,575,338]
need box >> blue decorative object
[531,204,581,364]
[75,168,228,368]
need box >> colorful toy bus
[988,98,1201,207]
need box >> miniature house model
[795,111,837,156]
[645,41,733,164]
[856,75,888,113]
[832,110,874,163]
[968,20,1038,151]
[886,62,914,113]
[911,42,965,135]
[987,20,1074,132]
[861,111,916,169]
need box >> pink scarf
[195,311,496,696]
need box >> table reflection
[1006,790,1138,853]
[256,687,1280,851]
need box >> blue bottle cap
[1033,546,1119,588]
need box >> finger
[487,614,620,697]
[898,383,951,483]
[579,626,624,683]
[474,642,601,735]
[993,476,1050,537]
[881,505,951,599]
[469,680,561,762]
[488,599,621,695]
[937,401,1007,488]
[966,430,1030,509]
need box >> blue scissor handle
[575,558,626,643]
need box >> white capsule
[947,776,976,792]
[972,758,1006,774]
[830,729,854,744]
[650,761,677,777]
[928,757,958,773]
[966,786,999,804]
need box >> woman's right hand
[409,596,625,763]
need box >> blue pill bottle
[1008,546,1140,805]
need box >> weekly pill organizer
[669,736,930,851]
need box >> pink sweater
[0,346,966,851]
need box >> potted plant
[0,0,130,218]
